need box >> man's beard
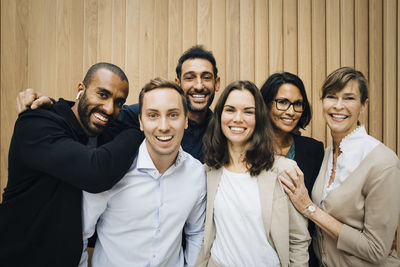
[77,91,111,136]
[185,89,215,113]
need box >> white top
[323,126,380,199]
[210,168,280,267]
[79,140,206,267]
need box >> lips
[92,112,109,127]
[330,113,348,121]
[280,117,295,125]
[229,126,246,133]
[156,136,173,141]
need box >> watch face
[308,205,316,212]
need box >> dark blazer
[293,134,324,267]
[293,134,324,193]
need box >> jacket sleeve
[11,110,143,193]
[336,163,400,264]
[278,163,311,267]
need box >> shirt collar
[188,109,213,128]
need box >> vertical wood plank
[311,0,326,143]
[340,0,354,67]
[97,0,112,62]
[240,0,255,81]
[83,0,98,71]
[168,0,183,80]
[125,0,140,104]
[198,0,212,48]
[42,0,57,95]
[254,0,269,87]
[70,0,84,97]
[225,0,240,84]
[112,0,126,67]
[154,0,169,79]
[28,0,43,89]
[354,0,369,129]
[139,0,155,89]
[398,0,400,157]
[182,0,197,51]
[211,0,226,106]
[383,0,397,151]
[283,0,297,74]
[298,0,312,137]
[369,0,383,141]
[269,0,283,73]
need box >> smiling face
[76,68,128,136]
[269,83,303,134]
[221,89,256,148]
[139,88,188,163]
[177,58,220,113]
[323,79,367,139]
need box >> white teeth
[331,114,347,119]
[231,127,245,133]
[94,113,108,122]
[157,136,172,141]
[281,118,294,122]
[192,94,206,98]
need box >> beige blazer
[312,144,400,267]
[195,156,310,267]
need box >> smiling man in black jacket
[0,62,142,267]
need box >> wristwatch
[303,203,317,218]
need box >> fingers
[31,96,53,110]
[16,89,36,114]
[294,165,305,183]
[279,175,296,194]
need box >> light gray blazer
[195,156,310,267]
[312,143,400,267]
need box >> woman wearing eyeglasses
[260,73,324,266]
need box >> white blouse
[323,126,380,199]
[210,168,280,267]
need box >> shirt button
[157,228,160,232]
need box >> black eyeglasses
[273,98,304,113]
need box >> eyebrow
[144,108,182,113]
[224,105,255,109]
[96,87,112,96]
[183,71,214,76]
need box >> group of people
[0,45,399,267]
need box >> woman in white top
[280,67,400,266]
[195,81,310,267]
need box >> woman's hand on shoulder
[279,165,313,215]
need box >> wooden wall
[1,0,399,221]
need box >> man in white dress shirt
[79,78,206,267]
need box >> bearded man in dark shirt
[0,62,142,267]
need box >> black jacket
[0,99,142,267]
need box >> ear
[360,98,368,114]
[138,114,143,132]
[215,76,221,92]
[175,77,181,86]
[76,83,85,100]
[184,115,188,130]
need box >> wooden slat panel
[97,0,112,62]
[139,0,155,89]
[369,0,383,141]
[283,0,297,74]
[298,0,312,137]
[211,0,226,106]
[240,0,255,81]
[269,0,283,73]
[83,0,98,71]
[198,0,212,48]
[111,0,126,67]
[311,0,326,143]
[354,0,369,129]
[28,0,43,90]
[182,0,197,51]
[383,0,397,151]
[154,0,169,79]
[225,0,240,84]
[340,0,354,67]
[125,0,140,104]
[168,0,183,80]
[254,0,269,87]
[398,0,400,157]
[70,0,84,98]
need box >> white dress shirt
[323,125,380,199]
[210,168,280,267]
[79,140,206,267]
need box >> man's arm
[10,109,142,193]
[183,169,206,266]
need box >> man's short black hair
[83,62,128,88]
[175,45,218,80]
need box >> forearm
[309,206,343,240]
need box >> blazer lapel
[312,146,330,205]
[257,170,277,239]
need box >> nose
[194,77,203,90]
[333,98,344,109]
[285,104,295,115]
[159,116,169,131]
[233,111,243,122]
[103,99,115,116]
